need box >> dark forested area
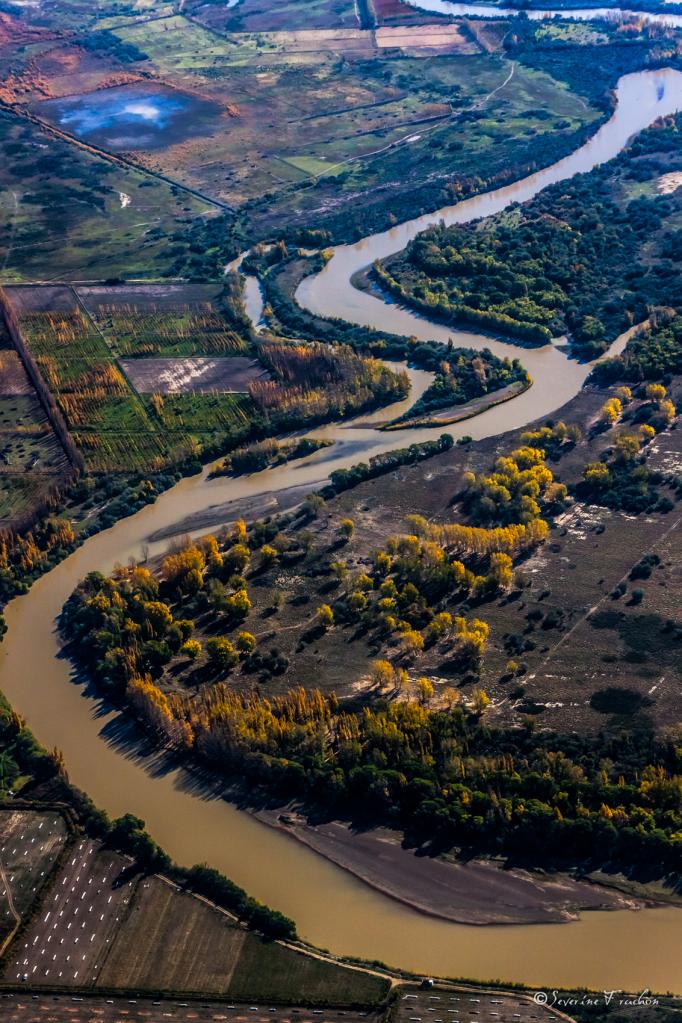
[378,114,682,358]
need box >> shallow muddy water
[3,69,682,991]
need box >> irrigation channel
[2,67,682,990]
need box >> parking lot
[0,811,68,931]
[0,992,377,1023]
[395,989,562,1023]
[6,840,133,985]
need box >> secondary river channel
[2,65,682,990]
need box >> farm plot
[8,290,261,472]
[121,356,266,394]
[145,393,255,447]
[0,810,69,944]
[4,839,135,986]
[92,307,248,358]
[0,396,67,475]
[0,315,71,523]
[17,309,171,472]
[95,875,246,993]
[94,873,389,1002]
[188,0,359,32]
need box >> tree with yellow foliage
[600,397,622,425]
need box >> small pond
[34,83,223,152]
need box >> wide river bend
[2,69,682,991]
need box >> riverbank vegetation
[376,112,682,358]
[54,346,682,880]
[591,309,682,384]
[246,250,533,423]
[392,345,530,423]
[211,437,332,479]
[0,709,393,1003]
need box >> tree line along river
[2,65,682,991]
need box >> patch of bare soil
[121,356,267,394]
[657,171,682,194]
[3,285,77,315]
[256,814,644,925]
[0,351,33,396]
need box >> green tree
[206,637,239,671]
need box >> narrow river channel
[2,69,682,991]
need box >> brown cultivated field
[0,42,140,105]
[0,351,32,396]
[95,876,247,993]
[374,0,447,24]
[376,25,478,54]
[0,994,382,1023]
[394,988,563,1023]
[76,283,225,313]
[121,356,267,394]
[3,286,77,316]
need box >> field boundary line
[0,101,231,215]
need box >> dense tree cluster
[396,344,529,422]
[40,663,682,875]
[591,311,682,385]
[461,444,568,526]
[211,437,331,478]
[577,387,677,513]
[250,339,408,428]
[376,114,682,358]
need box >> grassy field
[0,109,216,283]
[226,938,389,1005]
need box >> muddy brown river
[2,69,682,991]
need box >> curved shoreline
[405,0,682,27]
[2,68,682,990]
[254,813,648,928]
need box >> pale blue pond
[33,83,223,151]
